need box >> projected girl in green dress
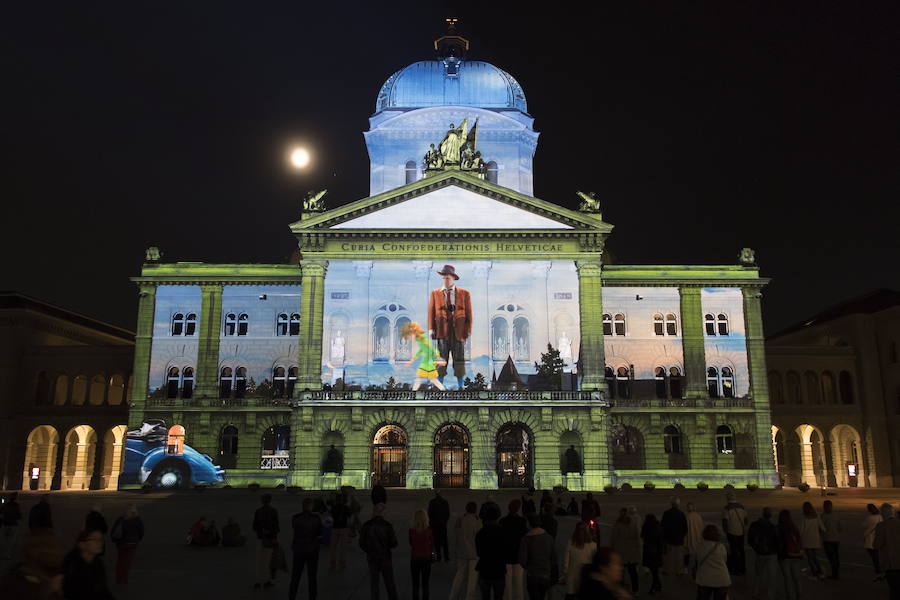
[401,321,446,391]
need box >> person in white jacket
[450,502,482,600]
[563,521,598,597]
[799,501,825,579]
[863,503,884,582]
[692,524,731,600]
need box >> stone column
[89,434,105,490]
[297,260,329,389]
[576,260,606,391]
[291,407,320,488]
[194,283,224,399]
[129,283,158,428]
[582,406,611,490]
[406,408,433,489]
[679,287,708,400]
[741,287,779,485]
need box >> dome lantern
[434,17,469,76]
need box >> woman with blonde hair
[401,322,445,391]
[562,521,597,598]
[409,509,434,600]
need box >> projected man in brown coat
[427,265,473,389]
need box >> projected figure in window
[427,265,473,389]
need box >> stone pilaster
[582,406,611,490]
[129,283,157,428]
[297,260,328,389]
[194,284,224,399]
[576,260,606,391]
[679,287,708,400]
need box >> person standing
[821,500,841,579]
[747,507,779,600]
[84,505,108,556]
[252,493,279,589]
[0,492,22,559]
[661,497,688,577]
[685,502,705,570]
[610,507,641,596]
[799,501,824,579]
[409,510,434,600]
[776,509,804,600]
[360,503,399,600]
[864,503,884,582]
[476,502,506,600]
[874,503,900,600]
[371,484,387,507]
[562,521,597,599]
[29,495,53,532]
[450,502,481,600]
[289,498,322,600]
[63,530,114,600]
[538,502,557,541]
[692,524,731,600]
[518,514,557,600]
[427,265,473,389]
[110,504,143,585]
[428,490,451,562]
[721,493,748,577]
[330,493,350,571]
[499,500,528,600]
[641,513,664,594]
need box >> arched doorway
[22,426,59,490]
[434,423,469,488]
[101,425,127,490]
[831,424,865,487]
[795,424,828,487]
[496,423,532,488]
[372,424,407,487]
[61,425,97,490]
[772,426,786,485]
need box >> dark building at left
[0,293,134,490]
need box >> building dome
[375,60,528,114]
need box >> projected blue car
[123,420,224,488]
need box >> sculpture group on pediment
[423,118,489,179]
[576,191,601,215]
[303,189,328,213]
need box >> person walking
[863,503,884,582]
[641,513,663,595]
[289,498,323,600]
[610,507,641,597]
[692,524,731,600]
[360,503,399,600]
[562,521,597,599]
[874,503,900,600]
[799,501,824,579]
[252,493,279,589]
[499,500,528,600]
[409,509,434,600]
[330,493,350,571]
[450,502,481,600]
[28,495,52,532]
[63,530,114,600]
[821,500,841,579]
[747,507,779,600]
[0,492,22,559]
[685,502,704,570]
[661,497,688,577]
[578,548,631,600]
[721,493,748,576]
[428,490,451,562]
[110,504,143,585]
[776,509,804,600]
[518,514,557,600]
[475,502,506,600]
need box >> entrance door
[372,424,407,487]
[497,423,531,488]
[434,424,469,488]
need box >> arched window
[839,371,855,404]
[237,313,249,336]
[787,371,802,403]
[602,314,612,336]
[663,425,684,454]
[108,374,125,405]
[654,366,667,398]
[234,367,247,398]
[273,366,286,398]
[613,314,626,336]
[804,371,820,404]
[53,374,69,405]
[705,314,716,336]
[486,161,498,184]
[287,367,298,398]
[373,316,390,361]
[512,316,530,361]
[89,374,106,405]
[224,313,237,336]
[716,425,735,454]
[611,425,644,470]
[72,375,87,405]
[721,367,735,398]
[395,316,412,360]
[171,313,184,336]
[821,371,837,404]
[768,371,784,404]
[616,366,631,399]
[405,160,417,184]
[665,313,677,336]
[605,366,616,398]
[707,367,720,398]
[185,313,197,336]
[219,367,233,398]
[669,367,683,399]
[182,367,194,399]
[289,314,300,336]
[653,314,664,336]
[219,425,238,469]
[166,367,180,399]
[716,314,729,335]
[276,314,288,336]
[34,372,49,405]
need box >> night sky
[3,3,897,335]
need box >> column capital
[575,260,603,277]
[199,283,223,293]
[136,282,158,297]
[300,259,329,278]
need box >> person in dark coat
[0,530,64,599]
[110,504,143,584]
[428,490,451,562]
[521,488,537,517]
[371,484,387,506]
[29,495,53,532]
[475,502,506,600]
[289,498,323,600]
[252,493,280,589]
[221,517,247,547]
[539,502,558,540]
[63,530,114,600]
[0,492,23,560]
[499,499,528,600]
[479,496,501,522]
[359,503,399,600]
[641,513,664,594]
[580,547,631,600]
[661,497,688,576]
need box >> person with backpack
[776,509,804,600]
[0,492,23,559]
[110,504,144,584]
[692,524,731,600]
[747,507,779,600]
[360,503,399,600]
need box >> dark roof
[496,356,524,387]
[0,291,134,343]
[769,288,900,340]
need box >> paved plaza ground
[3,487,900,599]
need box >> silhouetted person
[0,492,23,559]
[521,488,536,517]
[518,513,557,600]
[450,501,481,600]
[29,495,52,532]
[360,503,399,600]
[641,513,663,594]
[371,484,387,506]
[499,500,527,600]
[748,507,779,600]
[661,497,688,576]
[110,504,143,584]
[475,502,505,600]
[721,493,748,576]
[222,517,246,547]
[330,493,350,570]
[409,509,433,600]
[289,498,323,600]
[252,493,279,589]
[63,530,114,600]
[428,490,451,561]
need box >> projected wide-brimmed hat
[436,264,459,280]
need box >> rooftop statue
[145,246,161,263]
[739,247,756,266]
[303,189,328,213]
[424,119,488,179]
[576,191,602,215]
[439,119,468,164]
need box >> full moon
[290,148,310,168]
